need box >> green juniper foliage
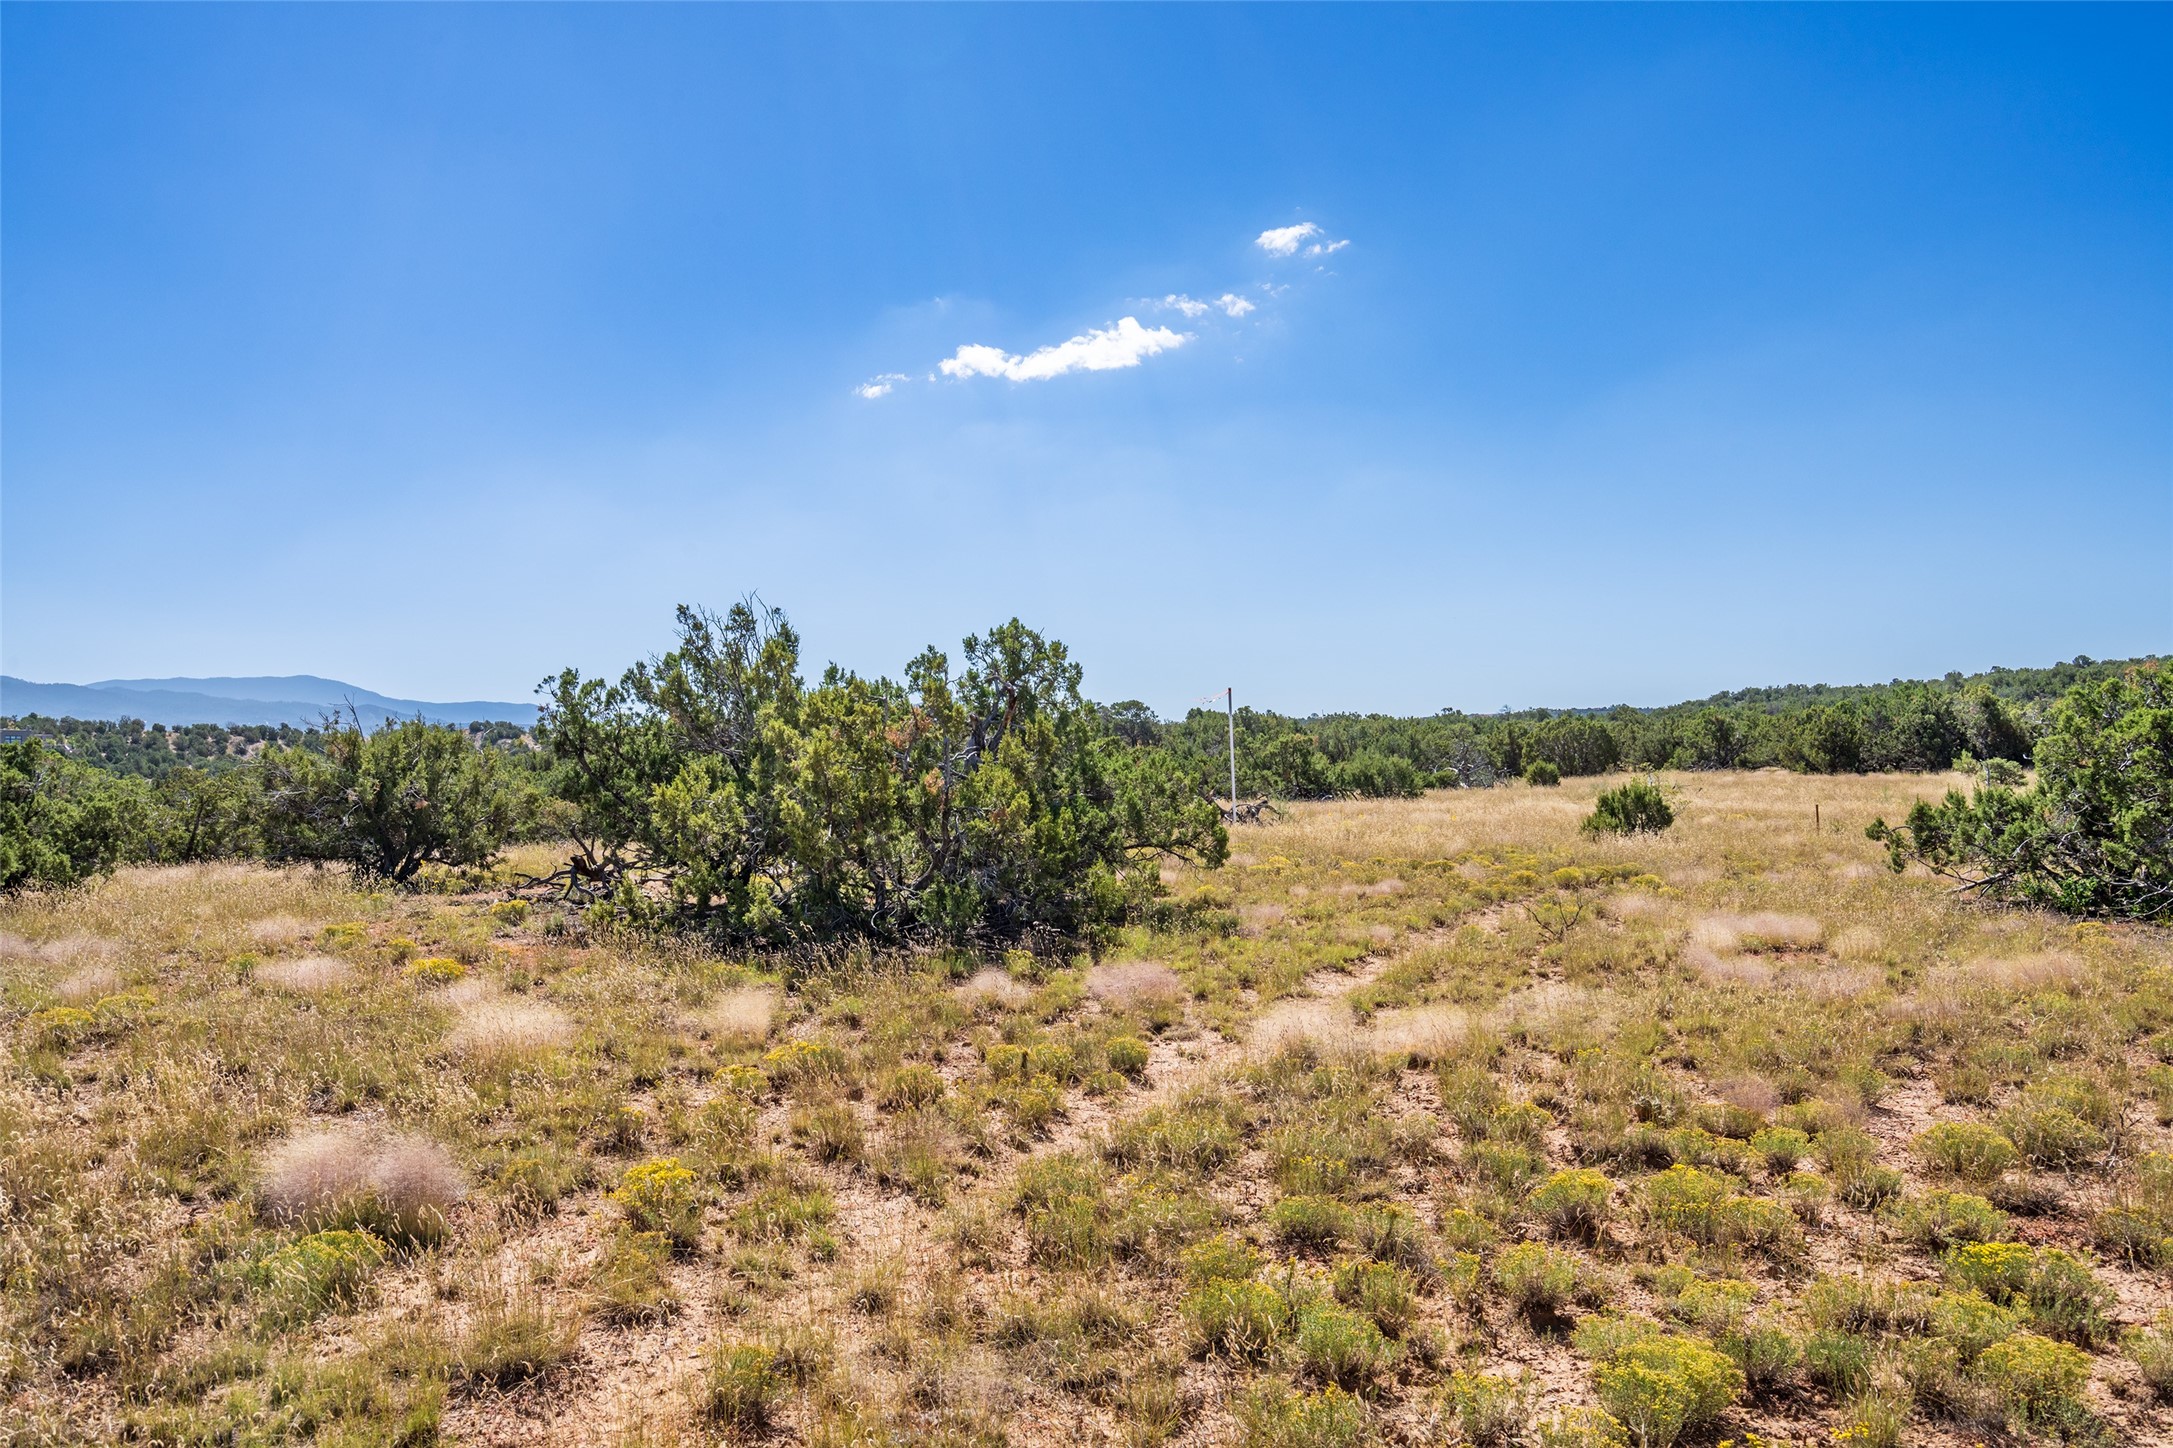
[1869,662,2172,920]
[538,602,1226,943]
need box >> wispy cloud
[1255,223,1320,257]
[1159,291,1258,320]
[938,316,1188,383]
[1256,222,1349,258]
[854,373,908,399]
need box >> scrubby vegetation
[6,763,2169,1444]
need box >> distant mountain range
[0,675,539,730]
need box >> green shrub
[1889,1189,2009,1251]
[251,1229,386,1327]
[540,606,1227,944]
[257,719,525,883]
[1105,1035,1152,1076]
[1494,1242,1579,1316]
[1941,1241,2036,1302]
[1108,1101,1242,1174]
[1181,1233,1262,1288]
[1267,1195,1349,1249]
[1942,1242,2114,1346]
[1293,1298,1401,1389]
[1976,1332,2091,1425]
[1230,1382,1372,1448]
[1929,1290,2020,1360]
[727,1182,834,1243]
[2021,1248,2116,1348]
[1638,1164,1797,1252]
[1184,1278,1291,1360]
[1332,1260,1418,1339]
[1587,1332,1743,1448]
[1443,1370,1532,1447]
[1803,1330,1873,1396]
[456,1285,579,1386]
[590,1230,676,1325]
[1529,1168,1613,1241]
[1524,761,1562,787]
[2126,1315,2173,1402]
[698,1341,789,1430]
[875,1063,945,1110]
[609,1158,703,1249]
[403,955,468,983]
[1583,781,1673,837]
[1717,1324,1800,1395]
[1920,1121,2016,1182]
[1997,1102,2105,1170]
[1748,1126,1809,1173]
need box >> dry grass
[446,993,572,1058]
[957,967,1031,1008]
[1084,960,1184,1008]
[259,1127,465,1235]
[9,767,2170,1448]
[256,955,354,992]
[1368,1001,1471,1063]
[691,986,778,1045]
[54,963,123,1003]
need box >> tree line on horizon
[0,613,2163,928]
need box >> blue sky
[4,5,2166,716]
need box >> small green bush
[1587,1331,1743,1448]
[251,1229,386,1327]
[1294,1298,1401,1388]
[2126,1314,2173,1402]
[1803,1330,1874,1396]
[1443,1370,1532,1447]
[1494,1241,1579,1316]
[1332,1259,1419,1338]
[609,1158,703,1249]
[1888,1189,2009,1251]
[1267,1194,1349,1249]
[1718,1323,1800,1395]
[590,1230,676,1325]
[1998,1102,2106,1170]
[1529,1168,1613,1241]
[1185,1278,1291,1360]
[1976,1331,2091,1425]
[1105,1034,1152,1076]
[1912,1120,2019,1181]
[875,1063,945,1110]
[1942,1241,2035,1301]
[1748,1126,1810,1173]
[1525,761,1562,787]
[1231,1382,1372,1448]
[1181,1232,1262,1287]
[1583,781,1673,837]
[699,1342,789,1430]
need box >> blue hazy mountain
[0,674,538,729]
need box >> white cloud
[854,373,909,399]
[1159,294,1211,318]
[1216,292,1256,318]
[937,316,1188,383]
[1255,222,1321,257]
[1257,222,1350,258]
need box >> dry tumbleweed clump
[259,1128,466,1240]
